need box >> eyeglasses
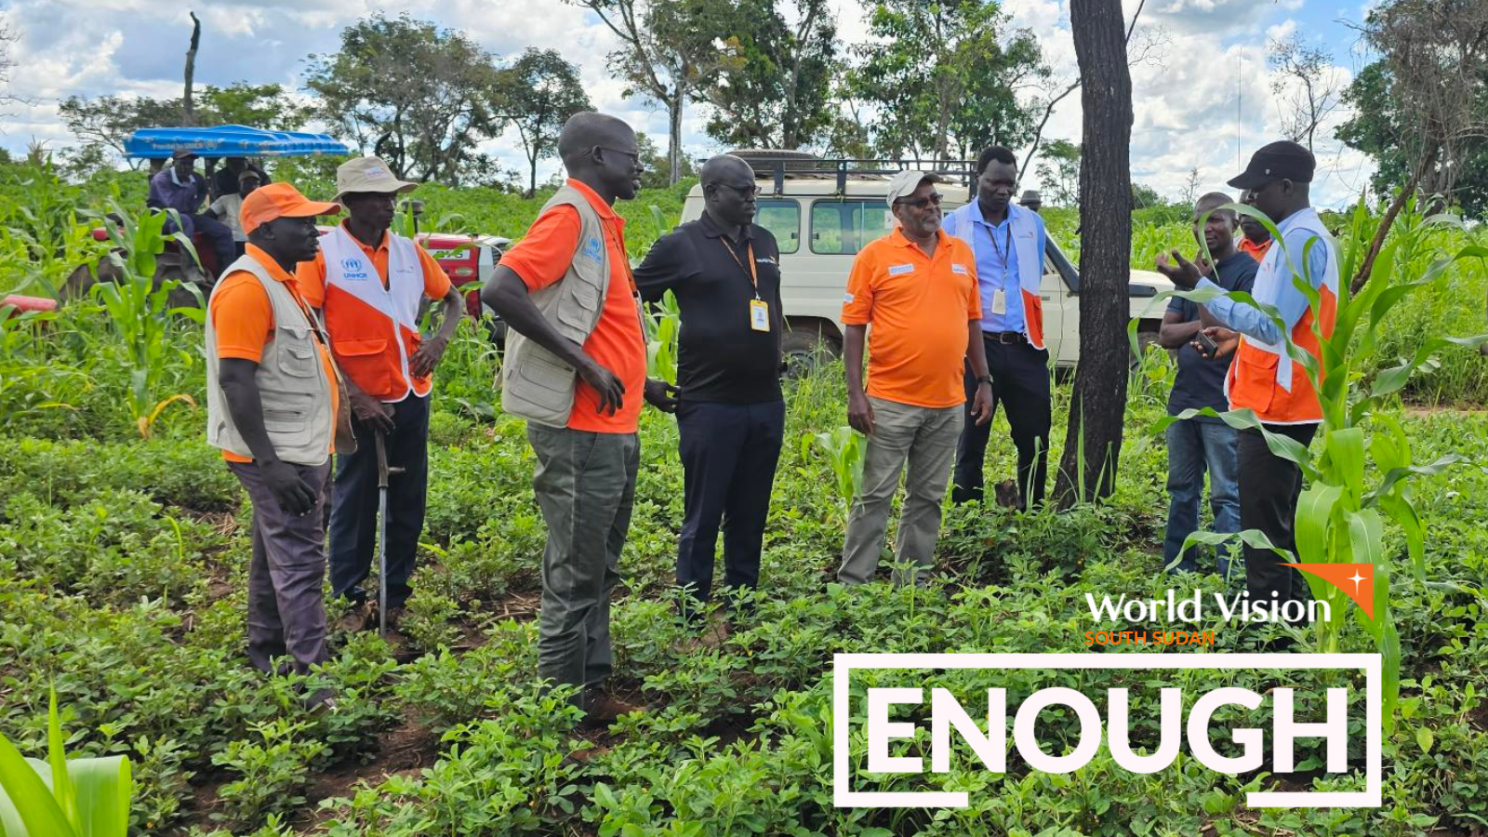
[714,183,762,198]
[896,193,944,209]
[596,146,641,164]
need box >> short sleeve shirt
[1166,250,1258,419]
[499,180,647,434]
[633,213,783,404]
[294,223,452,305]
[210,244,340,462]
[842,229,981,409]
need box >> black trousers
[1239,423,1318,624]
[328,393,430,610]
[953,337,1052,510]
[675,399,785,621]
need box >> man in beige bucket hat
[295,156,465,638]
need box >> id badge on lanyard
[721,238,769,331]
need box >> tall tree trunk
[183,12,200,127]
[1055,0,1134,507]
[668,92,683,185]
[1351,141,1439,295]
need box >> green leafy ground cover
[2,160,1488,835]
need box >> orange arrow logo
[1283,563,1375,619]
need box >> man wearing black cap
[1155,140,1339,629]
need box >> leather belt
[984,331,1027,345]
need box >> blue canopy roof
[123,125,350,159]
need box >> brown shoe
[337,600,376,633]
[580,689,644,726]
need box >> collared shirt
[148,168,208,216]
[210,243,340,462]
[295,221,451,303]
[634,211,784,404]
[1167,251,1258,420]
[1237,236,1272,262]
[209,193,246,241]
[969,210,1023,333]
[1199,208,1331,347]
[841,228,980,409]
[500,178,647,434]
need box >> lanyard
[600,217,649,341]
[718,237,760,300]
[985,221,1013,289]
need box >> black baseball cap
[1227,141,1315,191]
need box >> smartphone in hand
[1196,331,1219,358]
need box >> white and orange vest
[320,227,429,402]
[945,201,1048,349]
[1225,208,1338,424]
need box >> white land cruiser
[677,152,1172,369]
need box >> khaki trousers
[838,397,964,586]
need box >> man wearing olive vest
[206,183,348,701]
[296,156,464,634]
[481,113,678,725]
[1158,141,1339,627]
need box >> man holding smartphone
[1155,192,1257,577]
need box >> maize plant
[801,425,866,510]
[643,289,682,386]
[0,690,134,837]
[84,201,205,438]
[1155,198,1488,735]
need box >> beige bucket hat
[333,156,417,203]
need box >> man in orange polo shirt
[838,171,993,587]
[205,182,346,703]
[480,113,677,724]
[296,156,464,634]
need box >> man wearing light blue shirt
[944,146,1052,510]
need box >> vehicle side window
[810,200,893,255]
[755,199,800,254]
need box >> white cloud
[0,0,1375,207]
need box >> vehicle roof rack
[726,150,979,196]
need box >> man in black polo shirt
[1155,192,1257,578]
[635,154,784,636]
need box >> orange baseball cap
[240,182,342,236]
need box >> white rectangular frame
[831,652,1381,809]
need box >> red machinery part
[2,294,59,314]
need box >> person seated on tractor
[147,149,237,278]
[208,169,262,259]
[208,156,270,202]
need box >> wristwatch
[976,375,993,386]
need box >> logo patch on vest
[340,257,370,281]
[580,236,604,263]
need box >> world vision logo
[1284,563,1375,619]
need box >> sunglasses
[897,193,944,210]
[714,183,762,198]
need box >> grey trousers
[839,397,964,586]
[228,460,332,675]
[527,424,639,692]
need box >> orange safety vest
[320,226,430,402]
[1225,209,1338,424]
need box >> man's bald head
[700,154,754,187]
[700,154,759,230]
[558,112,635,167]
[556,112,642,204]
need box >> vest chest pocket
[276,326,320,378]
[556,280,603,333]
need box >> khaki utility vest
[501,185,614,426]
[205,253,351,465]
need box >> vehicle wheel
[781,329,841,379]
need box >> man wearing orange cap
[206,182,350,704]
[295,156,463,635]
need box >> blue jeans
[1163,419,1240,576]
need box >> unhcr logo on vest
[340,257,371,281]
[580,236,603,263]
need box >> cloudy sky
[0,0,1379,208]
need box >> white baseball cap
[885,170,944,207]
